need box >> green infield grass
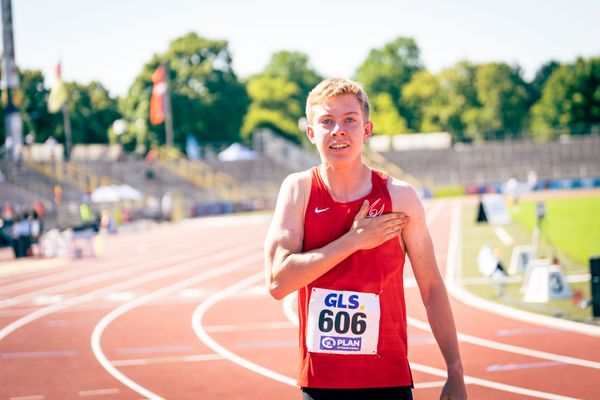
[459,193,600,324]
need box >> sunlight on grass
[460,194,600,323]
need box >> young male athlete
[264,78,467,400]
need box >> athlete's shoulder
[276,168,314,208]
[387,176,418,197]
[386,176,422,212]
[281,169,313,193]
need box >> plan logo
[320,336,362,351]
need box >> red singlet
[298,167,412,388]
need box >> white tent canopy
[90,184,143,203]
[217,142,257,161]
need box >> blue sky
[11,0,600,97]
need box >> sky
[10,0,600,97]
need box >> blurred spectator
[161,192,173,221]
[80,202,95,229]
[30,210,43,257]
[492,247,508,276]
[11,212,32,258]
[1,202,16,247]
[33,201,46,220]
[504,176,519,205]
[54,184,63,204]
[2,201,15,221]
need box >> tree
[462,63,530,140]
[401,70,440,132]
[528,60,561,107]
[242,75,304,141]
[370,93,408,135]
[530,57,600,138]
[19,70,60,144]
[58,81,120,145]
[262,51,322,99]
[418,61,480,140]
[354,37,423,130]
[242,51,322,143]
[120,33,249,153]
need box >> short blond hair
[305,77,370,124]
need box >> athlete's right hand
[349,200,410,251]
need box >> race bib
[306,288,380,355]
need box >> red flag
[149,66,167,125]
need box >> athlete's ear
[363,121,374,141]
[306,125,316,144]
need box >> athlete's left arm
[389,179,467,400]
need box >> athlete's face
[306,94,373,164]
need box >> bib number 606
[318,309,367,335]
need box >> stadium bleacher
[1,133,599,233]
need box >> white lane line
[192,272,297,387]
[0,232,199,296]
[411,362,578,400]
[110,353,225,367]
[496,327,561,337]
[204,321,295,333]
[0,235,244,308]
[234,340,297,349]
[1,350,76,359]
[32,295,64,305]
[78,388,120,397]
[91,252,263,400]
[116,345,194,355]
[0,240,260,342]
[486,361,565,372]
[9,396,45,400]
[494,226,514,246]
[413,380,446,389]
[408,316,600,370]
[445,202,600,337]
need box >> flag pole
[1,0,24,164]
[62,103,72,160]
[163,64,174,149]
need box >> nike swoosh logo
[315,207,330,214]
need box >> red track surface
[1,201,599,400]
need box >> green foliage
[19,70,60,143]
[120,33,249,152]
[242,51,322,143]
[263,51,322,99]
[421,61,480,140]
[354,37,423,131]
[6,37,599,154]
[62,81,120,145]
[528,60,561,108]
[465,63,530,140]
[370,93,408,135]
[401,70,440,132]
[355,37,422,104]
[530,57,600,139]
[401,61,531,141]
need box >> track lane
[0,221,269,399]
[188,200,599,399]
[2,201,599,399]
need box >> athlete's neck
[319,162,372,203]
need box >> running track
[1,199,599,400]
